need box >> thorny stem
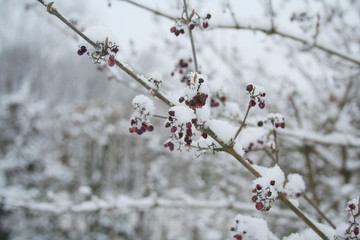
[234,103,252,140]
[183,0,199,72]
[36,2,330,239]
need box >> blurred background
[0,0,359,239]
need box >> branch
[115,0,360,66]
[35,2,330,239]
[215,24,360,66]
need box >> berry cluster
[251,181,277,211]
[178,74,208,109]
[210,95,226,107]
[164,110,195,150]
[335,197,360,240]
[77,37,119,67]
[77,46,87,56]
[246,84,266,109]
[170,12,211,37]
[129,95,154,136]
[171,58,193,84]
[257,113,286,129]
[170,24,185,36]
[129,121,154,135]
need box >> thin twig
[215,24,360,66]
[234,104,251,140]
[183,0,199,72]
[121,0,176,21]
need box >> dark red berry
[178,132,183,139]
[77,49,83,56]
[170,26,176,33]
[206,13,211,19]
[275,123,280,128]
[108,55,115,67]
[255,202,264,210]
[220,96,226,102]
[201,132,208,139]
[111,47,118,54]
[186,122,192,129]
[171,72,175,77]
[168,111,175,116]
[129,127,134,133]
[246,84,253,92]
[280,122,285,128]
[171,126,177,133]
[189,24,195,30]
[250,100,256,107]
[256,184,262,190]
[203,22,209,28]
[136,128,142,135]
[260,93,266,97]
[270,180,275,186]
[349,203,356,210]
[186,129,192,136]
[234,234,242,240]
[258,102,265,109]
[295,192,302,198]
[257,121,263,127]
[354,227,359,235]
[180,29,185,34]
[175,30,180,36]
[230,227,235,232]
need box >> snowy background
[0,0,359,239]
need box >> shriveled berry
[170,26,176,33]
[206,13,212,19]
[198,78,204,84]
[255,202,264,210]
[246,84,253,92]
[220,96,226,102]
[230,227,235,232]
[179,97,185,103]
[251,196,258,202]
[180,29,185,34]
[256,184,262,190]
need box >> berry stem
[234,103,252,140]
[183,0,199,72]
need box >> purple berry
[171,126,177,133]
[246,84,253,92]
[168,111,175,116]
[270,180,275,186]
[170,26,176,33]
[203,22,209,28]
[250,100,256,107]
[147,125,154,132]
[258,102,265,109]
[186,122,192,129]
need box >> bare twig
[234,103,251,140]
[182,0,199,72]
